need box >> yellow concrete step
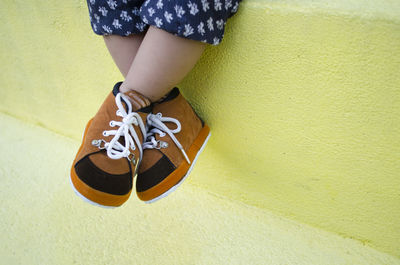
[0,113,399,264]
[1,0,399,259]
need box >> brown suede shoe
[70,82,151,208]
[136,87,211,203]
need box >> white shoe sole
[69,176,117,209]
[144,132,211,204]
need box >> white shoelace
[143,113,191,164]
[101,93,147,163]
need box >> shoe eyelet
[160,141,168,148]
[92,139,106,149]
[155,140,168,149]
[127,153,136,165]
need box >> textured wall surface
[1,0,400,259]
[1,113,399,264]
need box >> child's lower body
[70,0,241,207]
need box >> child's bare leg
[103,33,145,78]
[119,26,206,101]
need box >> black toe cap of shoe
[75,156,132,195]
[136,154,175,193]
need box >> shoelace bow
[101,93,147,163]
[143,113,191,164]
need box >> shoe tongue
[123,90,152,112]
[112,82,152,112]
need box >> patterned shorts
[86,0,241,45]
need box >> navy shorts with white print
[86,0,241,45]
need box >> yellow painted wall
[2,113,399,264]
[1,0,399,259]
